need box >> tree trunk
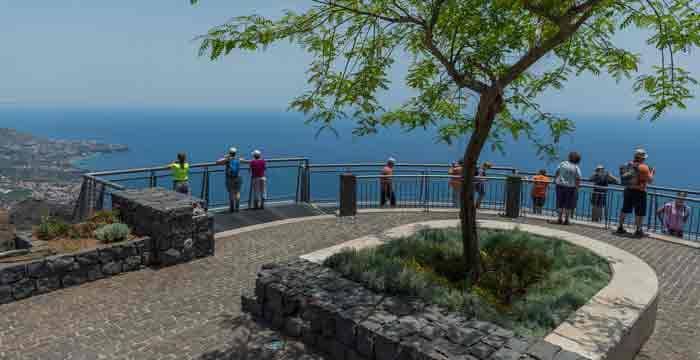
[461,88,503,283]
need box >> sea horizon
[1,106,699,191]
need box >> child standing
[531,169,550,214]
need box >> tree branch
[312,0,422,25]
[500,0,604,87]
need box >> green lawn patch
[324,227,611,337]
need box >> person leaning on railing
[531,169,550,215]
[656,192,690,238]
[589,165,619,223]
[169,153,190,195]
[474,161,492,209]
[380,157,397,207]
[617,149,655,237]
[250,150,267,210]
[216,147,243,213]
[554,152,582,225]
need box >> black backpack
[619,162,640,187]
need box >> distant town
[0,128,128,209]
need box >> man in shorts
[217,147,243,212]
[617,149,655,237]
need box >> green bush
[324,227,611,337]
[36,216,71,240]
[94,223,130,243]
[88,210,120,226]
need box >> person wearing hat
[617,148,655,237]
[217,147,244,212]
[380,157,396,207]
[250,150,267,209]
[589,165,619,222]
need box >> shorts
[532,196,545,208]
[591,191,607,208]
[622,189,647,216]
[226,176,242,193]
[556,185,577,210]
[173,181,189,195]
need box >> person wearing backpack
[616,149,655,237]
[589,165,619,222]
[217,147,244,213]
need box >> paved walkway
[0,211,697,359]
[478,214,700,360]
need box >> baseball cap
[634,149,648,159]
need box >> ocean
[1,107,699,191]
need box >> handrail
[86,157,309,177]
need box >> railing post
[505,175,522,218]
[203,167,210,211]
[149,170,157,188]
[96,183,105,211]
[339,173,357,217]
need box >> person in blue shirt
[217,147,244,212]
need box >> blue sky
[1,0,698,116]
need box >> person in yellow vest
[170,153,190,195]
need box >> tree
[193,0,699,281]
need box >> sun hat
[252,150,261,156]
[228,147,237,155]
[387,157,396,164]
[595,164,604,170]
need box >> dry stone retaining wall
[0,237,151,304]
[242,258,586,360]
[111,188,215,266]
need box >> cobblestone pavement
[479,214,700,360]
[1,212,697,359]
[0,213,456,359]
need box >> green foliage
[88,210,120,226]
[36,217,71,241]
[195,0,699,157]
[94,223,130,244]
[324,228,611,336]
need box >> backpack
[619,162,640,187]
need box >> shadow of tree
[196,314,326,360]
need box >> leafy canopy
[193,0,699,156]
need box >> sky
[1,0,699,117]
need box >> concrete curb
[301,219,659,360]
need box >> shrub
[88,210,120,226]
[324,227,611,337]
[94,223,129,243]
[36,216,71,240]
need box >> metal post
[149,170,156,188]
[505,175,522,218]
[96,183,105,211]
[339,174,357,217]
[204,167,210,210]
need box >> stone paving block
[552,350,586,360]
[36,276,61,294]
[526,340,561,360]
[0,284,12,303]
[75,250,101,266]
[12,278,36,300]
[488,347,521,360]
[0,263,26,284]
[102,261,122,276]
[504,338,529,353]
[356,320,382,358]
[62,271,88,287]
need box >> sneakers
[634,230,646,238]
[615,226,628,235]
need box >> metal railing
[74,159,700,241]
[73,157,310,220]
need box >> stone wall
[111,188,215,266]
[0,237,151,305]
[243,259,586,360]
